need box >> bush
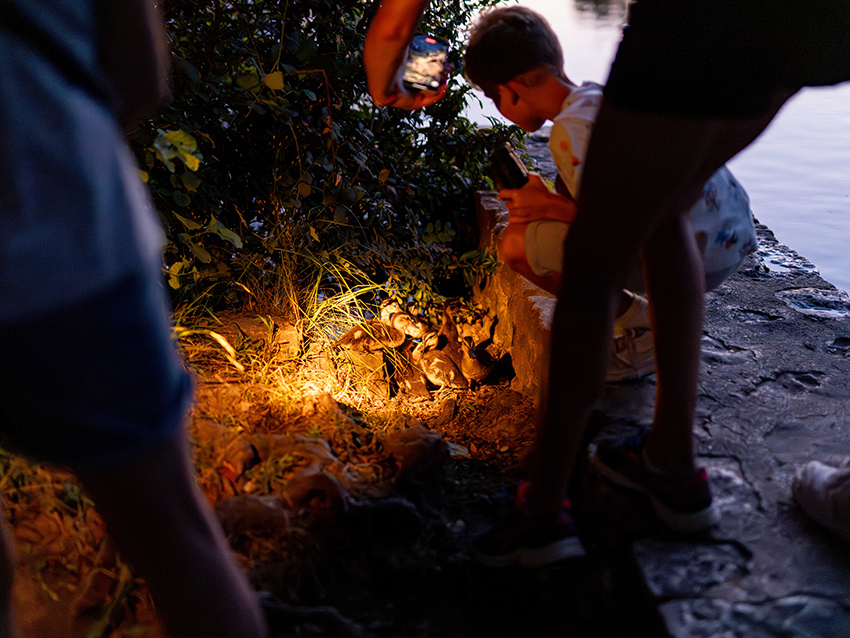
[131,0,527,318]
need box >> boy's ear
[500,82,521,105]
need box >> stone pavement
[581,225,850,638]
[482,133,850,637]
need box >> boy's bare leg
[500,223,562,294]
[75,430,268,638]
[523,97,794,514]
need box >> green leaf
[237,73,260,90]
[167,260,186,289]
[173,212,202,230]
[208,215,243,249]
[173,191,191,207]
[176,57,202,83]
[179,234,212,263]
[264,71,284,90]
[182,172,201,191]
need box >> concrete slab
[617,225,850,638]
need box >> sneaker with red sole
[471,482,586,567]
[592,429,720,533]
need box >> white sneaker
[606,326,655,383]
[792,458,850,543]
[613,292,650,338]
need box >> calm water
[463,0,850,294]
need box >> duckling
[391,311,428,340]
[379,299,403,324]
[438,299,466,370]
[415,300,468,390]
[419,347,468,389]
[391,338,432,400]
[459,336,496,385]
[336,301,429,352]
[334,311,412,353]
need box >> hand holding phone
[402,34,450,93]
[486,143,530,190]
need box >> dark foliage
[130,0,526,312]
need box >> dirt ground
[3,309,636,638]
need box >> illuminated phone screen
[403,34,449,91]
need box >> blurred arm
[363,0,446,109]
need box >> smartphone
[486,143,529,190]
[402,34,450,92]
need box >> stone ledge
[472,191,555,401]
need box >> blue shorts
[0,274,193,469]
[605,0,850,117]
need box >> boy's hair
[463,6,564,100]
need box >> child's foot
[606,327,654,382]
[613,291,649,337]
[471,482,585,567]
[592,429,719,533]
[607,292,654,382]
[792,458,850,543]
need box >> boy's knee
[500,224,527,269]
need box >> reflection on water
[573,0,628,24]
[462,0,850,294]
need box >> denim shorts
[604,0,850,118]
[0,273,193,469]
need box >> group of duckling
[335,299,497,398]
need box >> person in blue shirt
[0,2,268,635]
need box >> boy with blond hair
[466,6,756,387]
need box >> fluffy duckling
[392,339,432,400]
[459,336,496,385]
[415,300,468,390]
[419,348,468,389]
[335,310,424,353]
[379,299,403,324]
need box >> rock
[473,191,554,401]
[382,426,448,489]
[215,495,291,538]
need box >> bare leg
[500,221,633,316]
[500,223,562,295]
[641,211,705,474]
[523,95,795,514]
[75,430,268,638]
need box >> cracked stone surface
[586,224,850,638]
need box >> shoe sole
[473,536,586,568]
[604,361,656,383]
[592,448,720,533]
